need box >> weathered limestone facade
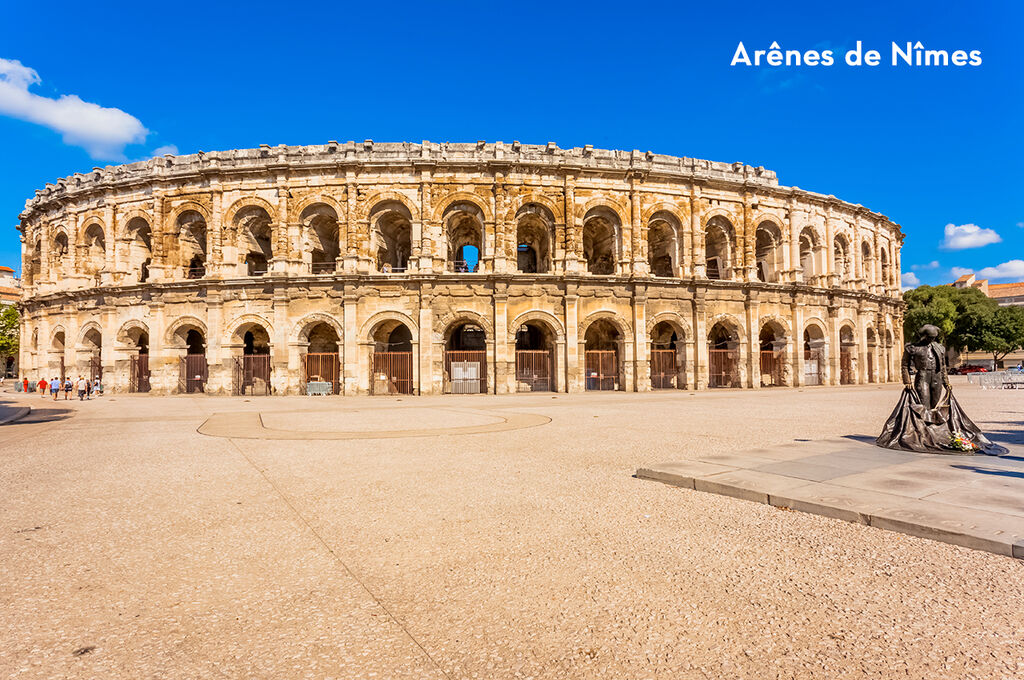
[17,141,903,394]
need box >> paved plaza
[1,379,1023,679]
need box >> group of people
[25,376,103,401]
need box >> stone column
[206,295,226,393]
[564,285,580,391]
[343,173,359,273]
[210,187,224,277]
[633,285,649,391]
[792,299,805,387]
[746,293,760,389]
[628,182,643,276]
[825,208,837,287]
[563,174,579,273]
[789,208,802,283]
[493,284,509,394]
[828,306,840,386]
[743,195,757,282]
[691,187,705,278]
[342,292,359,395]
[692,293,707,390]
[148,194,167,281]
[418,283,434,395]
[681,197,694,278]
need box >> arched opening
[866,327,877,383]
[705,217,733,280]
[236,206,273,276]
[81,328,103,382]
[177,211,207,278]
[444,202,484,273]
[582,208,619,275]
[650,321,685,389]
[799,227,818,283]
[833,235,850,285]
[515,204,553,274]
[233,323,272,396]
[584,319,622,391]
[51,330,66,380]
[303,204,340,274]
[803,324,826,386]
[708,321,741,388]
[758,321,787,387]
[84,223,105,277]
[860,241,872,283]
[175,326,207,393]
[30,239,42,285]
[444,322,487,394]
[371,201,412,274]
[52,232,69,277]
[126,217,153,283]
[302,322,341,394]
[514,320,556,392]
[839,325,856,385]
[371,320,414,395]
[125,326,150,393]
[880,248,891,288]
[884,329,894,382]
[755,222,782,283]
[647,213,678,278]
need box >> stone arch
[508,309,566,343]
[167,201,211,226]
[78,215,106,242]
[645,311,692,341]
[758,314,792,340]
[291,312,345,345]
[165,316,208,346]
[360,310,420,345]
[579,310,631,339]
[504,192,564,224]
[640,201,685,225]
[362,190,420,223]
[50,326,67,350]
[369,199,414,272]
[706,313,745,342]
[581,206,622,275]
[700,206,737,228]
[224,196,277,227]
[514,202,556,273]
[647,210,681,277]
[118,209,153,239]
[578,196,627,223]
[754,219,784,283]
[434,310,494,344]
[115,319,150,347]
[704,215,735,280]
[803,317,828,339]
[291,193,345,222]
[431,191,492,224]
[76,321,104,348]
[300,202,341,273]
[224,313,275,346]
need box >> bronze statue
[877,324,1001,454]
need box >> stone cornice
[16,141,901,236]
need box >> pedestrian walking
[22,377,28,394]
[92,377,102,397]
[77,376,89,401]
[63,377,73,400]
[49,377,61,401]
[37,377,47,398]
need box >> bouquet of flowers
[948,431,978,452]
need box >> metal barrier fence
[515,350,553,392]
[303,353,340,394]
[976,371,1024,389]
[129,354,151,393]
[585,350,618,391]
[708,349,740,388]
[179,354,208,393]
[760,350,783,387]
[804,350,824,386]
[372,351,413,395]
[650,349,678,389]
[445,350,487,394]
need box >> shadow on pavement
[20,407,74,424]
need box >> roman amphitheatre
[16,141,903,393]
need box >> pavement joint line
[226,438,452,680]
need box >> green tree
[0,305,18,360]
[978,305,1024,366]
[902,285,997,351]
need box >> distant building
[0,266,19,377]
[953,273,1024,307]
[952,273,1024,369]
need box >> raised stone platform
[638,437,1024,560]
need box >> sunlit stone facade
[17,141,903,394]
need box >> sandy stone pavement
[1,379,1022,679]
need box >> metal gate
[803,349,823,386]
[760,350,783,387]
[515,350,553,392]
[840,348,854,385]
[179,354,208,393]
[303,353,340,394]
[650,349,678,389]
[89,354,103,382]
[445,350,487,394]
[129,354,151,393]
[585,350,618,391]
[708,349,740,388]
[372,351,413,395]
[866,351,874,383]
[234,355,271,395]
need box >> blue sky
[1,1,1020,287]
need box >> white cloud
[901,272,921,290]
[976,260,1024,281]
[950,266,974,278]
[1017,221,1024,228]
[939,223,1002,250]
[0,57,148,160]
[151,144,178,157]
[910,260,939,271]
